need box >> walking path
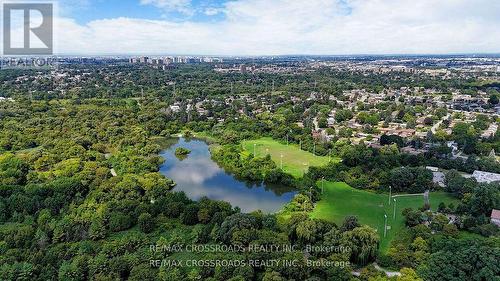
[351,263,401,278]
[392,193,424,198]
[373,263,401,277]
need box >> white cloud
[204,7,221,16]
[140,0,193,16]
[54,0,500,55]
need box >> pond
[159,138,297,213]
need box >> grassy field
[191,131,218,143]
[310,182,459,252]
[241,137,339,178]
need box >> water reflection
[159,138,297,213]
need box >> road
[431,114,450,134]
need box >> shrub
[138,213,154,233]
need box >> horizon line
[35,52,500,58]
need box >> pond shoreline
[158,137,297,213]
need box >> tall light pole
[286,134,289,146]
[280,154,283,170]
[384,214,388,238]
[328,149,332,162]
[393,199,397,220]
[253,143,256,156]
[389,186,392,205]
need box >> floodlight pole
[384,214,388,238]
[253,143,256,156]
[389,186,392,205]
[393,199,397,220]
[280,154,283,170]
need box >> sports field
[242,137,339,178]
[310,182,459,251]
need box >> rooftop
[491,209,500,220]
[472,170,500,184]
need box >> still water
[159,138,297,213]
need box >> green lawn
[311,182,459,252]
[191,131,218,143]
[242,137,339,178]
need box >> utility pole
[253,143,256,156]
[280,154,283,170]
[389,186,392,205]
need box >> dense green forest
[0,64,499,280]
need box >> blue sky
[62,0,164,23]
[20,0,500,55]
[61,0,228,24]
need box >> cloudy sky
[10,0,500,55]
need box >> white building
[491,209,500,227]
[169,105,181,113]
